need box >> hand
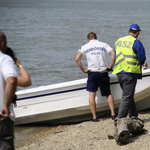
[84,69,91,74]
[142,63,147,70]
[15,58,21,67]
[107,67,113,72]
[0,105,10,121]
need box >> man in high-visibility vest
[112,24,146,119]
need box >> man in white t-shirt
[75,32,116,122]
[0,31,17,150]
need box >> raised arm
[15,58,32,87]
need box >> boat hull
[14,69,150,125]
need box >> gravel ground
[14,108,150,150]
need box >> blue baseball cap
[129,24,141,31]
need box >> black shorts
[87,72,111,96]
[0,117,15,150]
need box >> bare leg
[89,92,97,119]
[106,94,115,116]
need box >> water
[0,0,150,91]
[0,0,150,145]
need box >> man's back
[79,39,112,72]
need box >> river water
[0,0,150,146]
[1,0,150,90]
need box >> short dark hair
[87,32,97,40]
[128,29,140,34]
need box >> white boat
[14,69,150,125]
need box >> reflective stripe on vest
[115,52,140,66]
[116,52,137,59]
[112,35,141,74]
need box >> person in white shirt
[75,32,116,122]
[0,31,17,150]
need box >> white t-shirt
[0,51,17,122]
[79,39,113,72]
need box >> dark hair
[87,32,97,40]
[128,29,140,34]
[0,31,6,44]
[5,47,15,62]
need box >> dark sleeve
[114,45,116,58]
[133,40,146,65]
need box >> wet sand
[14,108,150,150]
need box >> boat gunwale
[16,69,150,100]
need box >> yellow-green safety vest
[112,35,141,74]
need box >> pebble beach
[14,108,150,150]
